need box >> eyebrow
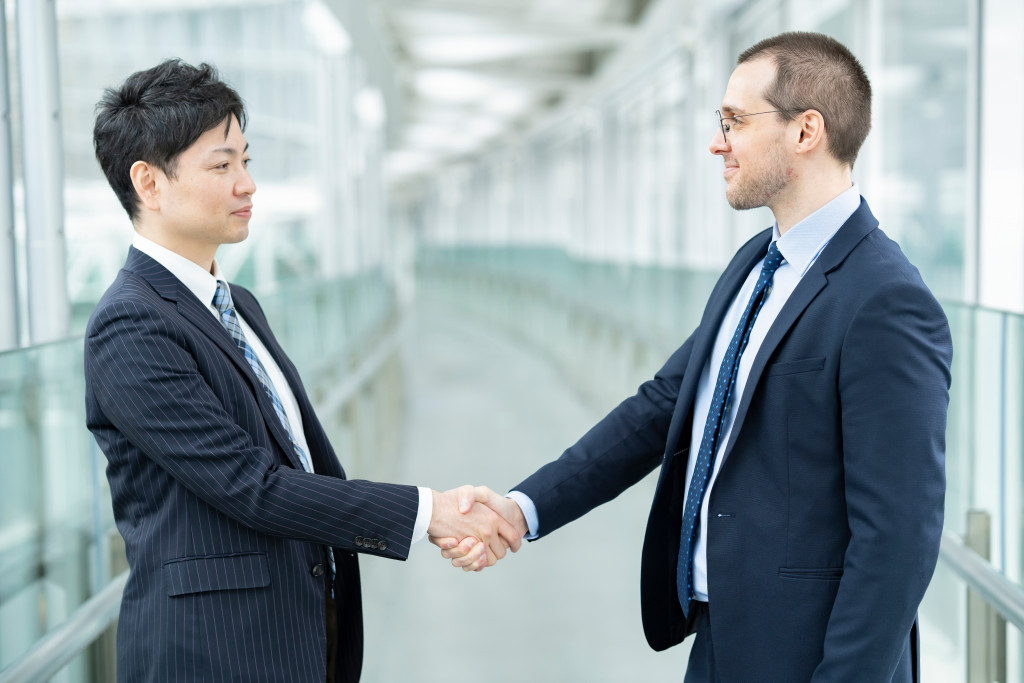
[208,142,250,156]
[720,105,746,117]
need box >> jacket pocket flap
[164,552,270,597]
[778,566,843,580]
[766,357,826,377]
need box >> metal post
[0,0,19,349]
[966,510,1007,683]
[17,0,68,343]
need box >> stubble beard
[725,143,792,211]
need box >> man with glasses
[439,31,951,682]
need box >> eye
[243,158,251,167]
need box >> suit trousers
[682,600,916,682]
[684,602,719,683]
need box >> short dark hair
[739,32,871,167]
[93,59,247,221]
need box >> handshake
[426,486,528,572]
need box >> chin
[224,227,249,244]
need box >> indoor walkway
[359,299,690,682]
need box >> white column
[0,0,19,349]
[17,0,68,343]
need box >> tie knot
[762,241,784,277]
[212,281,233,315]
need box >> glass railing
[418,244,1024,683]
[0,271,401,680]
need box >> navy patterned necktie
[212,281,313,473]
[677,241,784,616]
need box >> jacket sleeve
[813,278,952,681]
[514,333,694,536]
[85,296,420,559]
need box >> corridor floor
[359,300,690,682]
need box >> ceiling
[366,0,653,187]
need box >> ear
[793,109,826,155]
[129,160,162,212]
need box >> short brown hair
[739,32,871,167]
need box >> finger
[444,536,478,560]
[485,534,506,563]
[428,536,459,551]
[453,541,485,569]
[494,513,523,553]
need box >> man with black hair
[85,59,515,682]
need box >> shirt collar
[132,232,227,308]
[772,183,861,276]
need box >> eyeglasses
[715,109,797,143]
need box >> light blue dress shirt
[509,184,862,595]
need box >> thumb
[457,485,476,513]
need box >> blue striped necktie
[213,281,336,594]
[677,241,784,616]
[212,281,314,474]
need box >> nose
[237,166,256,196]
[709,129,729,155]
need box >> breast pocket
[765,356,826,377]
[163,551,270,597]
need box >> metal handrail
[939,530,1024,632]
[0,570,128,683]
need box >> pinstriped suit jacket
[85,247,419,682]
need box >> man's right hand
[427,485,523,571]
[429,486,529,571]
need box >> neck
[770,164,853,234]
[135,222,217,274]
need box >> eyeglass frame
[715,109,802,143]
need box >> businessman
[439,32,952,682]
[85,59,514,683]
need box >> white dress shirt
[509,185,862,584]
[131,233,432,542]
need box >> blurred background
[0,0,1021,680]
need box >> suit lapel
[661,229,773,464]
[231,291,346,479]
[125,248,304,470]
[721,199,879,458]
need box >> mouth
[232,205,253,219]
[723,164,739,180]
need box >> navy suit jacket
[85,247,419,682]
[515,200,952,682]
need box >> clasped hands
[427,485,528,572]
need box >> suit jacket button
[354,536,364,547]
[311,563,324,578]
[378,540,388,551]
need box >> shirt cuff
[505,490,539,540]
[411,486,433,544]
